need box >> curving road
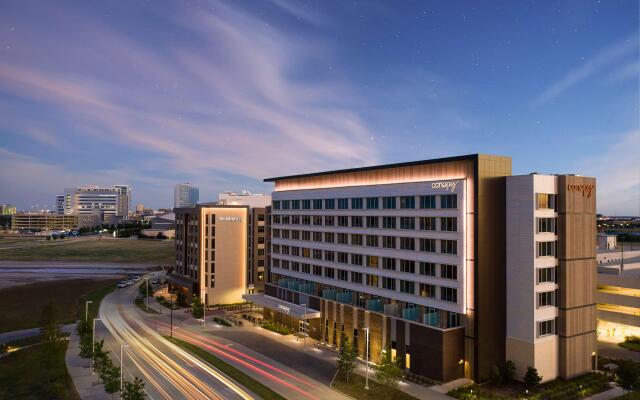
[98,276,256,400]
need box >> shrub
[524,366,542,390]
[498,360,516,383]
[625,335,640,344]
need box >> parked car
[117,282,127,288]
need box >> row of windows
[272,256,457,280]
[272,194,457,211]
[537,267,557,284]
[272,259,458,302]
[537,290,557,308]
[272,215,458,232]
[537,241,557,258]
[272,237,458,255]
[537,217,557,234]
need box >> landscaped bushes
[213,317,232,327]
[261,320,293,335]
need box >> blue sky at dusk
[0,0,638,214]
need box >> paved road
[97,276,256,400]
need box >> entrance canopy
[242,294,321,319]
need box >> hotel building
[171,193,270,305]
[250,154,597,383]
[506,174,597,382]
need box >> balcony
[403,307,420,322]
[336,291,352,304]
[298,282,316,295]
[322,289,336,300]
[424,311,439,327]
[366,298,383,312]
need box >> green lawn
[167,337,287,400]
[614,392,640,399]
[332,372,419,400]
[0,238,174,263]
[619,342,640,352]
[0,341,80,400]
[135,298,161,314]
[0,278,118,333]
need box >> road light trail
[99,287,256,400]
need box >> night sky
[0,1,638,214]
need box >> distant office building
[174,183,199,208]
[56,185,131,224]
[135,204,145,214]
[506,173,597,382]
[142,212,176,239]
[0,204,17,215]
[12,212,78,231]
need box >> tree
[336,336,357,382]
[122,377,146,400]
[375,346,403,392]
[617,360,640,399]
[191,296,204,319]
[498,360,516,383]
[40,301,62,343]
[523,366,542,390]
[102,364,121,398]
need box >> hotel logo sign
[567,184,594,198]
[432,181,459,192]
[277,304,290,313]
[219,216,242,222]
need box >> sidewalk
[64,324,109,400]
[586,384,625,400]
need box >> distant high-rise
[56,185,132,224]
[174,183,199,208]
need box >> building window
[366,255,379,268]
[324,232,335,243]
[382,257,395,270]
[441,287,457,303]
[400,237,415,251]
[337,252,348,263]
[313,232,322,242]
[447,312,460,328]
[441,217,457,232]
[536,193,556,210]
[302,231,310,241]
[301,215,310,225]
[273,200,281,210]
[325,199,335,209]
[351,234,363,246]
[366,216,379,228]
[400,259,415,273]
[537,267,557,284]
[210,275,215,288]
[382,277,396,290]
[419,283,435,298]
[291,247,299,256]
[351,271,363,284]
[325,216,335,226]
[366,235,379,247]
[366,274,379,287]
[338,198,349,209]
[537,291,555,308]
[382,236,396,249]
[313,216,323,226]
[324,267,335,279]
[351,254,363,266]
[419,262,436,276]
[419,217,436,231]
[441,240,457,255]
[351,198,363,209]
[338,233,349,245]
[313,249,322,259]
[400,217,415,230]
[302,263,311,274]
[440,195,457,209]
[338,216,349,227]
[351,216,363,228]
[538,319,556,337]
[366,197,379,209]
[302,248,310,258]
[337,269,348,281]
[400,196,415,209]
[325,250,335,262]
[299,199,309,210]
[292,230,300,240]
[291,262,300,272]
[313,199,323,210]
[440,264,458,280]
[382,197,396,209]
[313,265,322,276]
[382,216,396,229]
[420,238,436,252]
[537,241,556,257]
[400,280,415,294]
[537,218,557,234]
[420,195,436,209]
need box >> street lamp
[85,300,93,323]
[364,327,370,390]
[301,304,307,351]
[120,344,130,395]
[92,318,101,370]
[144,278,149,311]
[170,290,173,340]
[202,289,206,328]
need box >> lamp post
[202,289,206,328]
[85,300,93,323]
[92,318,101,370]
[144,278,149,311]
[120,344,130,396]
[170,291,173,340]
[364,327,370,390]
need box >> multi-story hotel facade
[506,174,597,382]
[249,154,597,383]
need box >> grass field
[0,278,119,333]
[332,372,419,400]
[0,341,80,400]
[135,298,161,314]
[168,337,287,400]
[0,238,174,263]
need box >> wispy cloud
[532,34,638,106]
[0,0,378,206]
